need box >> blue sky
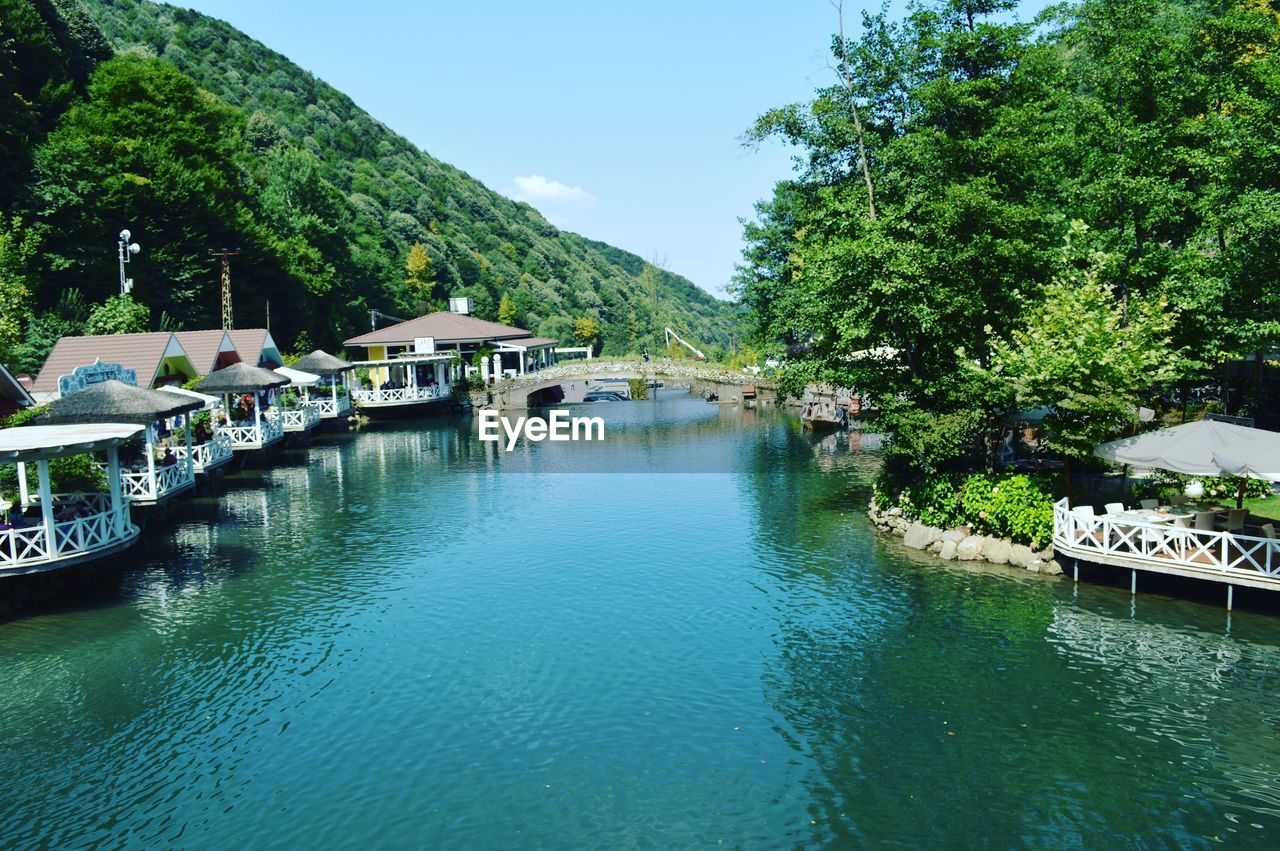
[177,1,1051,298]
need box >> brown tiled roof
[174,330,235,375]
[226,329,268,364]
[344,312,530,347]
[501,336,559,348]
[32,332,185,394]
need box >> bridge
[482,358,777,410]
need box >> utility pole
[209,248,241,330]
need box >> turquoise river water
[0,394,1278,848]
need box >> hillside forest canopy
[0,0,740,376]
[735,0,1280,476]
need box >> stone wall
[868,503,1063,576]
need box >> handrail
[174,435,234,472]
[1,502,133,570]
[352,384,451,405]
[300,396,352,417]
[219,417,283,448]
[116,462,195,501]
[268,406,321,431]
[1052,497,1280,579]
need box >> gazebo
[271,366,322,433]
[157,385,234,474]
[292,350,355,420]
[196,363,290,451]
[0,423,144,575]
[26,380,202,506]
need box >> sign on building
[414,336,436,354]
[58,360,138,397]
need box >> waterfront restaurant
[1052,419,1280,607]
[343,299,560,386]
[196,363,290,451]
[0,422,144,576]
[27,381,202,507]
[30,332,200,402]
[291,350,355,421]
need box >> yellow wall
[368,346,387,386]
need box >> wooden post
[145,423,157,498]
[106,445,123,535]
[184,416,194,479]
[37,459,56,559]
[1227,584,1234,611]
[1131,570,1137,595]
[17,461,29,506]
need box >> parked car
[583,390,626,402]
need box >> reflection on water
[0,394,1277,847]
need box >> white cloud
[511,175,598,209]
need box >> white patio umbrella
[274,366,321,387]
[1213,433,1280,482]
[157,384,220,410]
[1095,419,1278,507]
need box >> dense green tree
[497,292,520,328]
[977,224,1180,463]
[85,292,149,334]
[738,0,1280,464]
[0,215,39,365]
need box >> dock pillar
[1073,560,1079,583]
[1227,585,1234,611]
[1130,570,1137,595]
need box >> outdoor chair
[1170,494,1189,506]
[1071,505,1099,544]
[1104,502,1126,515]
[1262,523,1277,540]
[1219,509,1247,533]
[1194,511,1217,531]
[1140,499,1160,510]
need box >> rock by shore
[867,504,1063,576]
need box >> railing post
[36,459,56,560]
[109,450,124,522]
[144,422,158,500]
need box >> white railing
[352,384,451,406]
[1052,497,1280,580]
[269,406,321,432]
[174,434,234,473]
[116,462,196,502]
[1,493,134,572]
[219,416,284,449]
[301,396,352,417]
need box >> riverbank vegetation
[737,0,1280,502]
[0,0,739,373]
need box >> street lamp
[117,229,140,295]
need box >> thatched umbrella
[290,350,354,411]
[25,380,204,491]
[292,350,352,376]
[196,363,289,445]
[195,362,290,393]
[28,380,200,426]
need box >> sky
[175,1,1051,299]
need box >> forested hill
[0,0,737,373]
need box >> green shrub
[876,469,1055,549]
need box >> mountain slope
[77,0,739,353]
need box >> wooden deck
[1053,498,1280,592]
